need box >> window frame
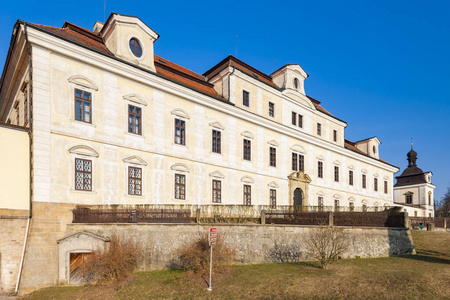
[74,158,93,191]
[318,161,323,178]
[74,88,92,124]
[174,173,186,200]
[406,194,413,204]
[129,37,143,58]
[128,104,142,135]
[243,90,250,107]
[298,114,303,128]
[212,179,222,203]
[128,166,142,196]
[374,177,378,192]
[243,138,251,161]
[362,174,367,189]
[292,112,297,126]
[269,146,277,167]
[334,166,339,182]
[268,101,275,118]
[174,118,186,145]
[333,130,337,142]
[243,184,252,205]
[384,180,388,194]
[24,88,28,125]
[212,129,222,154]
[349,170,354,186]
[270,188,277,208]
[317,123,322,136]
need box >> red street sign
[209,228,217,246]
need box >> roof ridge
[154,55,205,80]
[63,21,102,42]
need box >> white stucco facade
[0,14,401,212]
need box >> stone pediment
[288,171,311,183]
[57,231,110,244]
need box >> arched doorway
[293,188,303,206]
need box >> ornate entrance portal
[288,171,311,206]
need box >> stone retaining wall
[0,202,416,295]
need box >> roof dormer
[270,64,308,95]
[355,137,381,159]
[101,13,159,72]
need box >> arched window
[129,38,142,58]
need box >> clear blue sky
[1,0,449,203]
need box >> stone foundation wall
[66,223,415,271]
[13,202,416,295]
[0,217,28,294]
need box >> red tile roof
[31,22,223,101]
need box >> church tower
[393,144,435,217]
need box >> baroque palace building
[0,13,434,293]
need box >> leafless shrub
[305,227,349,269]
[82,233,142,283]
[175,234,235,275]
[269,242,303,263]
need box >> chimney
[93,21,104,33]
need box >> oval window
[129,38,142,58]
[294,78,299,90]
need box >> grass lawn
[21,230,450,299]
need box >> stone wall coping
[67,223,408,231]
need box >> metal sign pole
[208,244,213,291]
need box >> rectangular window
[15,105,19,125]
[292,112,297,125]
[298,114,303,128]
[334,166,339,182]
[349,170,354,186]
[243,90,249,107]
[75,158,92,191]
[374,178,378,192]
[24,90,28,124]
[270,189,277,208]
[128,105,142,135]
[292,153,304,171]
[174,118,186,145]
[243,139,251,161]
[384,180,388,194]
[406,194,412,204]
[212,180,221,203]
[334,199,340,210]
[292,153,298,171]
[349,202,355,212]
[317,123,322,136]
[128,167,142,195]
[362,174,367,189]
[428,194,431,206]
[318,196,324,207]
[212,130,221,154]
[243,184,251,205]
[174,174,186,200]
[318,161,323,178]
[75,89,92,123]
[333,130,337,142]
[270,147,276,167]
[269,102,275,117]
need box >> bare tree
[305,227,349,269]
